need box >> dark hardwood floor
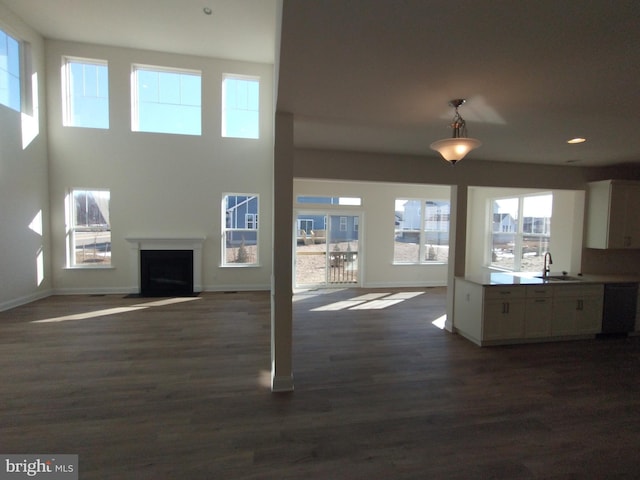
[1,287,640,479]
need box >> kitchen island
[454,272,640,346]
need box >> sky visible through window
[57,61,259,137]
[0,29,21,112]
[66,59,109,128]
[222,75,259,139]
[134,67,202,135]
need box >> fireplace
[140,250,194,297]
[126,237,204,296]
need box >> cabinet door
[575,295,603,334]
[483,300,525,341]
[624,185,640,248]
[609,183,640,248]
[587,181,640,249]
[551,297,577,336]
[524,297,553,338]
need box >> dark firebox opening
[140,250,194,297]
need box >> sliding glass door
[295,212,360,288]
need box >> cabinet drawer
[484,286,525,300]
[526,286,554,298]
[553,284,603,298]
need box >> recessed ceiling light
[567,137,586,144]
[203,7,212,15]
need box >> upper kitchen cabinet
[586,180,640,249]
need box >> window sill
[64,265,115,270]
[392,262,448,266]
[219,263,261,268]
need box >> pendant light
[430,99,481,165]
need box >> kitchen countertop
[458,271,640,286]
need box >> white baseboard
[0,289,53,312]
[52,287,135,296]
[362,281,446,289]
[203,284,270,292]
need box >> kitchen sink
[535,274,581,282]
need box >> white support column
[446,185,467,332]
[271,111,294,392]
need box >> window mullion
[513,197,523,271]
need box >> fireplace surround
[126,237,205,296]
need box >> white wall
[45,40,274,293]
[465,187,585,276]
[0,5,50,310]
[294,179,450,287]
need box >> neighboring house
[396,200,450,244]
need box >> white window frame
[0,27,21,112]
[67,188,111,268]
[246,213,258,230]
[221,73,259,139]
[62,56,109,129]
[394,198,450,265]
[488,193,552,272]
[131,64,202,135]
[221,193,260,267]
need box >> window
[298,218,314,233]
[222,194,259,266]
[339,216,348,231]
[246,213,258,230]
[62,57,109,128]
[394,199,450,264]
[0,28,20,111]
[297,196,362,206]
[68,189,111,267]
[132,65,201,135]
[222,74,259,139]
[490,193,552,272]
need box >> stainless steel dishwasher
[601,283,638,334]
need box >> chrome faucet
[542,252,553,279]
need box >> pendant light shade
[430,99,481,165]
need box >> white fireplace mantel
[125,237,206,293]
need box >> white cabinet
[586,180,640,249]
[551,284,604,336]
[453,281,526,345]
[454,279,605,346]
[483,289,526,341]
[524,286,553,338]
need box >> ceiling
[1,0,277,63]
[3,0,640,167]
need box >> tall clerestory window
[132,64,202,135]
[62,57,109,128]
[0,28,21,112]
[222,74,259,139]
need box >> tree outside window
[68,189,111,266]
[222,194,259,266]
